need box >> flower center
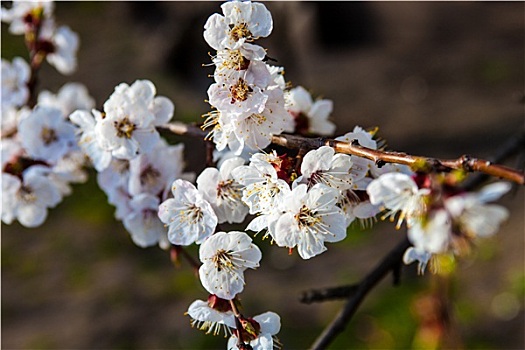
[224,50,250,71]
[41,127,58,145]
[18,185,37,203]
[180,204,203,224]
[212,249,234,272]
[217,179,241,201]
[229,22,252,42]
[296,205,321,228]
[141,165,161,187]
[114,117,136,138]
[230,78,252,103]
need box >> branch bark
[159,122,524,185]
[309,237,412,350]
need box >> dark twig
[300,284,359,304]
[309,238,411,350]
[160,122,524,185]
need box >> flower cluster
[71,79,187,249]
[2,83,94,227]
[202,1,294,156]
[1,0,79,74]
[368,173,511,273]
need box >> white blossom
[38,82,95,116]
[96,81,164,160]
[128,141,185,198]
[198,231,262,300]
[227,311,281,350]
[1,57,30,109]
[204,1,272,52]
[187,298,236,336]
[287,86,335,136]
[18,105,76,163]
[46,25,79,75]
[403,247,432,275]
[296,146,367,192]
[158,179,218,246]
[1,0,54,35]
[274,183,347,259]
[367,172,430,228]
[69,109,113,172]
[2,166,61,227]
[123,193,167,248]
[231,158,290,215]
[197,157,249,224]
[444,182,510,238]
[407,209,451,254]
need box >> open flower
[297,146,367,193]
[197,157,249,224]
[1,57,30,109]
[2,166,62,227]
[123,193,167,248]
[18,105,77,164]
[187,295,236,337]
[274,183,347,259]
[199,231,262,300]
[287,86,335,136]
[158,179,218,246]
[367,172,430,228]
[444,182,510,239]
[96,81,163,160]
[204,1,272,52]
[227,311,281,350]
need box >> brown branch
[159,122,524,185]
[271,133,525,185]
[309,238,412,350]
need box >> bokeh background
[2,2,524,349]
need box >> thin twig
[309,238,411,350]
[300,284,359,304]
[159,122,524,185]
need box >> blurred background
[2,2,524,349]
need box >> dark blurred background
[2,2,524,349]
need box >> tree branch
[159,122,524,185]
[300,284,359,304]
[309,238,411,350]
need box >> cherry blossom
[18,105,77,163]
[1,57,30,109]
[287,85,335,136]
[196,157,249,224]
[1,0,55,35]
[274,183,347,259]
[227,311,281,350]
[158,179,218,246]
[96,81,165,160]
[444,182,510,238]
[2,166,61,227]
[204,1,272,52]
[187,296,236,336]
[38,82,95,116]
[199,231,262,300]
[122,193,168,248]
[367,172,430,228]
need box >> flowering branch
[159,122,525,185]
